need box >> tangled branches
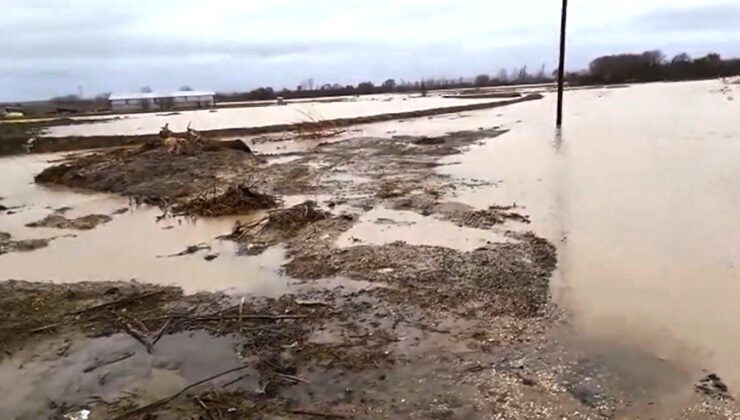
[168,184,278,217]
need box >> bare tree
[382,78,397,91]
[474,74,491,86]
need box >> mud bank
[32,124,510,217]
[0,183,563,418]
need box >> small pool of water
[0,154,290,295]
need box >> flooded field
[44,94,513,137]
[1,79,739,418]
[440,79,740,391]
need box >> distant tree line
[10,50,740,115]
[567,51,740,85]
[215,65,553,102]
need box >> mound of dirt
[26,213,112,230]
[34,142,277,216]
[224,201,337,254]
[0,231,51,255]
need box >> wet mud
[26,213,112,230]
[0,231,52,255]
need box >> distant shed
[109,91,215,112]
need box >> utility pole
[556,0,568,127]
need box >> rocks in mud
[440,204,531,229]
[285,236,556,318]
[390,195,532,229]
[0,231,50,255]
[696,373,733,400]
[26,214,112,230]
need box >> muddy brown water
[2,79,739,410]
[0,154,289,295]
[440,79,740,394]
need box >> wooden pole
[556,0,568,127]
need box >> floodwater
[45,95,510,137]
[5,78,740,398]
[336,207,508,251]
[0,154,290,295]
[440,79,740,392]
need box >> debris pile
[170,183,278,217]
[225,201,331,254]
[140,123,252,155]
[294,110,347,139]
[26,213,112,230]
[448,204,531,228]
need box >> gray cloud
[2,0,740,101]
[635,4,740,31]
[0,36,377,60]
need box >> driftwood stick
[287,409,348,419]
[151,317,173,347]
[116,316,153,353]
[30,322,64,333]
[276,373,310,384]
[222,372,253,388]
[83,351,135,373]
[71,290,165,315]
[142,314,307,322]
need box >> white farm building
[109,91,215,112]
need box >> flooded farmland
[43,94,514,137]
[1,80,739,418]
[439,79,740,392]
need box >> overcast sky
[2,0,740,101]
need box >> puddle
[266,155,302,165]
[439,79,740,391]
[0,331,251,419]
[324,170,373,184]
[0,154,290,295]
[281,194,334,209]
[335,207,508,251]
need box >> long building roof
[109,91,214,100]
